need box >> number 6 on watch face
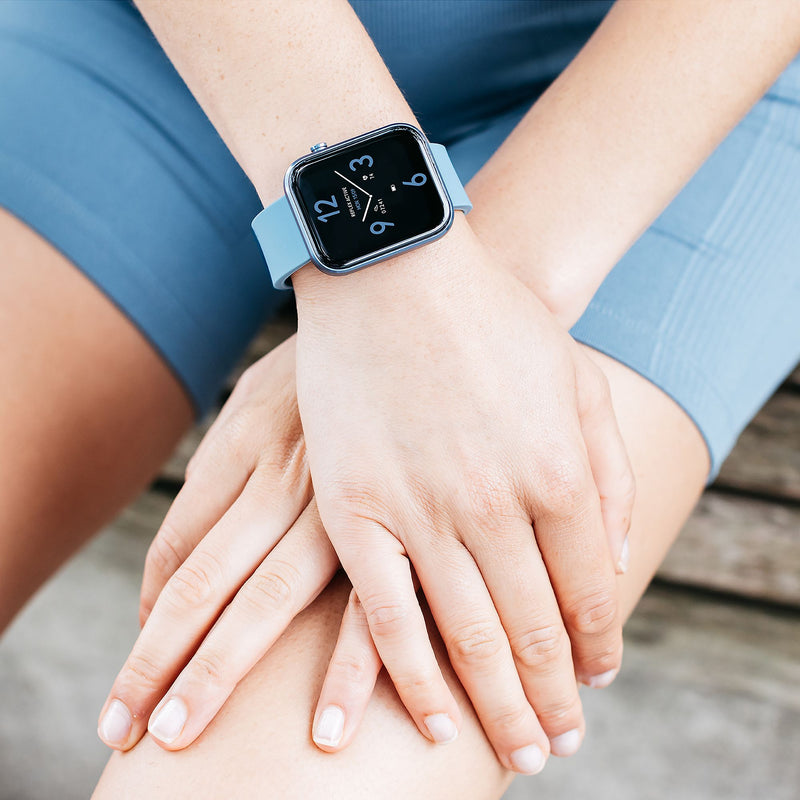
[289,124,451,273]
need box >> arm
[467,0,800,325]
[121,0,634,770]
[121,0,800,768]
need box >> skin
[98,232,634,766]
[0,211,704,795]
[90,339,708,799]
[1,0,796,794]
[96,0,800,777]
[0,206,193,635]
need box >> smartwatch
[251,122,472,290]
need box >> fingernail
[424,713,458,744]
[148,697,187,744]
[617,536,630,573]
[549,728,583,757]
[585,668,619,689]
[509,743,546,775]
[313,705,345,747]
[98,699,132,747]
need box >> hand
[97,336,340,751]
[293,215,635,774]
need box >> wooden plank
[714,391,800,502]
[658,490,800,607]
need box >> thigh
[0,0,289,626]
[0,206,193,630]
[92,351,709,800]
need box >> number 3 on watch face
[291,125,450,272]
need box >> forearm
[467,0,800,326]
[133,0,413,199]
[133,0,472,299]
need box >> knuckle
[565,587,619,638]
[189,652,229,691]
[346,589,365,618]
[329,651,373,685]
[539,459,590,514]
[510,624,566,671]
[457,470,520,529]
[490,703,533,734]
[164,551,225,611]
[537,695,582,729]
[222,409,258,462]
[362,596,412,639]
[449,620,505,666]
[251,433,308,494]
[589,646,623,675]
[326,477,393,530]
[393,670,440,697]
[145,525,185,580]
[241,561,301,614]
[123,651,163,692]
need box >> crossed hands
[98,220,634,776]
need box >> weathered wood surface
[157,319,800,606]
[714,391,800,502]
[659,490,800,606]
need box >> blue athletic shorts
[1,0,799,481]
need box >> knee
[93,572,510,799]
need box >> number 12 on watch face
[291,126,450,272]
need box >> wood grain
[661,490,800,607]
[714,391,800,502]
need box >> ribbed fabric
[570,62,800,478]
[0,0,798,480]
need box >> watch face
[288,125,451,272]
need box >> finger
[98,468,307,751]
[139,435,254,626]
[575,358,635,574]
[529,448,624,690]
[145,502,338,750]
[331,518,463,748]
[467,519,586,758]
[311,588,383,751]
[410,536,551,775]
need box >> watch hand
[334,170,371,197]
[362,195,373,223]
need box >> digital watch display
[251,123,472,290]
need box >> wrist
[292,212,479,313]
[467,200,599,330]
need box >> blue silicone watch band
[251,140,471,291]
[250,194,310,291]
[430,143,472,215]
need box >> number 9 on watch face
[287,124,453,274]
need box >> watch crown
[309,142,328,153]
